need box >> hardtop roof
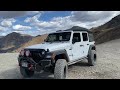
[56,26,92,33]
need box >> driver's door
[72,32,84,61]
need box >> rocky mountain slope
[0,32,33,53]
[91,14,120,44]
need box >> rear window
[82,33,88,41]
[88,33,94,42]
[73,33,81,42]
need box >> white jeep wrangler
[18,26,97,79]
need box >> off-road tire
[54,59,68,79]
[20,67,34,78]
[88,50,97,66]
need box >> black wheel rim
[94,54,97,62]
[63,66,66,79]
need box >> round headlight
[25,50,30,56]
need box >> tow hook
[28,64,34,70]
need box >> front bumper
[18,56,53,71]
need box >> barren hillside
[0,32,33,53]
[15,34,48,52]
[91,14,120,44]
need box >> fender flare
[51,49,70,62]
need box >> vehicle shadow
[26,72,54,79]
[0,66,54,79]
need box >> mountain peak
[7,32,20,36]
[70,26,88,30]
[0,32,33,53]
[111,14,120,20]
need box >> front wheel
[54,59,68,79]
[20,67,34,78]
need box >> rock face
[0,32,33,53]
[91,14,120,44]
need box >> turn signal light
[20,49,25,56]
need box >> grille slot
[25,49,45,63]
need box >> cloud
[70,11,120,28]
[13,24,32,30]
[1,18,16,27]
[0,26,7,31]
[11,11,120,36]
[24,14,41,23]
[0,32,7,36]
[26,11,42,15]
[30,15,88,31]
[71,11,120,22]
[24,11,120,34]
[0,11,41,18]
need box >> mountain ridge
[0,32,33,53]
[91,14,120,44]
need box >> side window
[47,35,56,42]
[82,33,88,41]
[72,33,81,42]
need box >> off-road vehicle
[18,26,97,79]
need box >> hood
[25,42,70,52]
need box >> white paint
[71,32,84,61]
[25,31,94,62]
[81,32,90,56]
[26,42,71,52]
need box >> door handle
[69,47,72,50]
[80,45,84,47]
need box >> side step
[68,56,88,66]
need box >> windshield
[45,32,71,42]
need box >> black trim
[51,49,70,62]
[88,45,96,56]
[64,26,92,33]
[68,56,87,65]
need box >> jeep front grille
[25,49,45,63]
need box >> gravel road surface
[0,39,120,79]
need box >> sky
[0,11,120,36]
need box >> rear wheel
[54,59,68,79]
[20,67,34,78]
[88,50,97,66]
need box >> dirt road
[0,39,120,79]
